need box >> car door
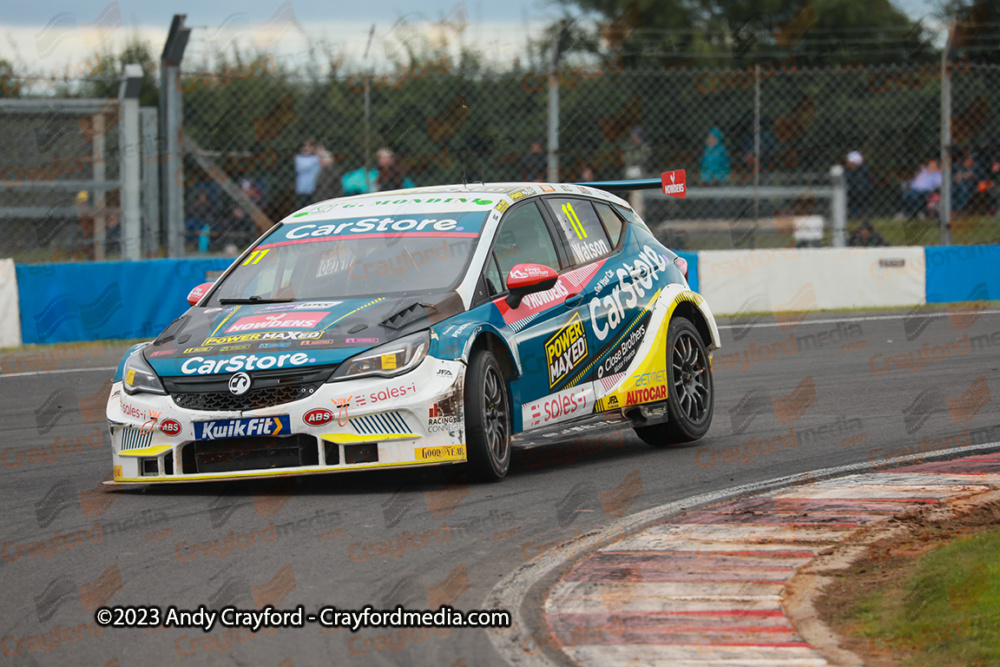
[541,197,658,412]
[486,200,583,428]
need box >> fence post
[160,15,190,258]
[939,31,952,246]
[830,165,846,247]
[119,64,143,261]
[547,19,567,183]
[140,107,160,256]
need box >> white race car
[107,182,719,484]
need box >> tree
[553,0,937,67]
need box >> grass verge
[818,502,1000,667]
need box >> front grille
[172,383,323,411]
[181,434,319,474]
[163,366,336,412]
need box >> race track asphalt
[2,307,998,666]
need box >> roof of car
[281,182,632,224]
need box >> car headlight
[123,349,166,395]
[330,331,430,381]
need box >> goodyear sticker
[415,444,466,461]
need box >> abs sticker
[545,313,588,388]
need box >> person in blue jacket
[342,148,415,195]
[699,126,730,184]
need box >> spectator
[341,150,415,195]
[76,190,95,260]
[314,145,343,201]
[952,151,976,212]
[699,127,730,184]
[622,126,650,180]
[519,139,546,182]
[219,205,256,254]
[577,163,596,182]
[738,115,777,180]
[845,151,872,224]
[848,221,888,247]
[901,158,941,219]
[376,148,406,191]
[185,191,216,252]
[294,138,322,209]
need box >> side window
[594,202,624,247]
[544,198,612,267]
[613,204,652,233]
[492,203,561,282]
[484,255,503,296]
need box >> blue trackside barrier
[678,250,698,292]
[924,245,1000,304]
[16,258,234,344]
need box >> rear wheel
[634,317,714,446]
[464,349,511,480]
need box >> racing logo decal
[545,313,588,388]
[589,245,667,342]
[194,416,289,441]
[523,384,594,430]
[494,260,605,331]
[225,312,329,334]
[595,311,651,380]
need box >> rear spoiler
[575,178,662,193]
[578,170,686,199]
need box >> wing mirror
[505,264,558,309]
[186,282,214,306]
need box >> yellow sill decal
[415,444,466,462]
[319,433,420,444]
[113,465,122,479]
[119,445,173,457]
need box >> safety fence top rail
[0,99,116,113]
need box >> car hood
[143,293,464,377]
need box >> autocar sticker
[494,259,606,329]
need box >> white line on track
[0,366,116,379]
[484,439,1000,667]
[715,308,1000,330]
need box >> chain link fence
[0,99,123,261]
[3,50,999,261]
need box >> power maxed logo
[545,314,588,388]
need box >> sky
[1,0,945,87]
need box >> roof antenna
[458,95,470,187]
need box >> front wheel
[634,317,714,446]
[464,349,511,480]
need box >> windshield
[207,211,488,303]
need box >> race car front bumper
[105,356,466,484]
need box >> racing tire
[464,349,511,481]
[634,317,714,446]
